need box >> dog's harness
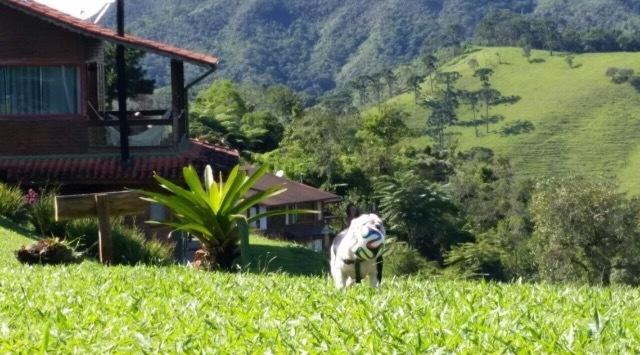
[341,256,383,284]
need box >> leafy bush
[27,189,68,238]
[0,183,29,225]
[141,165,313,270]
[383,241,437,277]
[445,239,505,280]
[606,67,635,84]
[65,219,173,265]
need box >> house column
[171,60,186,144]
[259,206,268,230]
[116,0,130,163]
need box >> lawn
[2,222,640,352]
[392,47,640,194]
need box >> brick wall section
[0,118,88,155]
[0,4,101,155]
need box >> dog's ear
[346,204,361,224]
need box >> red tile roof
[0,0,219,67]
[0,140,238,186]
[246,167,341,206]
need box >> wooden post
[116,0,130,163]
[95,194,113,265]
[55,191,150,265]
[170,60,186,144]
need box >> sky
[34,0,114,20]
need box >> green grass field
[2,222,640,352]
[392,47,640,193]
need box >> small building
[0,0,238,192]
[246,168,341,252]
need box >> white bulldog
[330,214,386,289]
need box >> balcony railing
[88,110,181,149]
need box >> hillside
[390,47,640,193]
[100,0,640,95]
[1,220,640,351]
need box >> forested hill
[104,0,640,94]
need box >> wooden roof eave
[0,0,219,68]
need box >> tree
[261,108,362,191]
[367,73,385,104]
[240,111,284,153]
[375,171,468,263]
[357,106,408,146]
[530,176,636,285]
[191,80,249,150]
[382,69,398,98]
[104,44,155,109]
[351,76,370,105]
[423,72,461,150]
[468,58,479,71]
[565,54,576,69]
[458,90,483,137]
[406,75,425,105]
[318,89,357,115]
[522,45,532,63]
[473,68,520,133]
[265,85,303,124]
[141,165,316,270]
[422,54,439,92]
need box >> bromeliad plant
[140,164,317,270]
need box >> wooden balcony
[88,109,186,151]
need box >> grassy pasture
[392,47,640,193]
[2,222,640,352]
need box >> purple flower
[24,189,39,206]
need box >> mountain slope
[105,0,640,94]
[107,0,534,93]
[393,47,640,193]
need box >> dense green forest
[102,0,640,285]
[104,0,640,96]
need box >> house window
[0,66,79,115]
[288,202,316,224]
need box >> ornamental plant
[141,164,316,270]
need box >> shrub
[65,218,174,265]
[607,67,634,84]
[383,242,436,277]
[629,76,640,93]
[141,165,313,270]
[445,239,505,280]
[0,183,29,224]
[27,189,68,238]
[15,238,80,265]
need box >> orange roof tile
[0,140,238,186]
[0,0,219,67]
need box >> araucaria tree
[473,68,520,133]
[382,69,398,98]
[422,54,439,92]
[458,90,483,137]
[368,73,385,105]
[422,71,461,150]
[406,75,425,105]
